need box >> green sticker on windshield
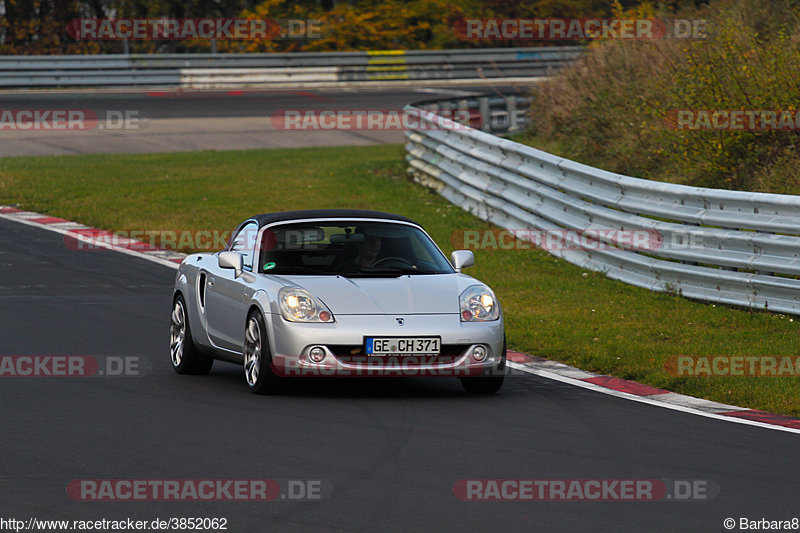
[264,262,276,271]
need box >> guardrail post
[479,97,490,132]
[505,97,517,132]
[457,99,471,127]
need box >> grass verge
[1,144,799,415]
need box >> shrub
[523,0,800,193]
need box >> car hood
[276,274,476,315]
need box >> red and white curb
[507,351,800,435]
[2,204,798,434]
[0,205,184,270]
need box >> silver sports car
[170,209,505,394]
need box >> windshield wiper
[342,266,439,277]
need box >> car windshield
[257,220,454,277]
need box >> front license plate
[365,337,441,356]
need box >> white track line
[509,361,800,435]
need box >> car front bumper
[268,313,505,377]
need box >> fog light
[309,346,326,362]
[472,345,487,361]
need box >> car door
[205,221,258,351]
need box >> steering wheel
[372,256,413,267]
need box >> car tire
[460,336,506,394]
[243,310,284,395]
[170,294,213,375]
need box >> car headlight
[459,285,499,322]
[279,287,335,323]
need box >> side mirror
[451,250,475,272]
[218,251,243,278]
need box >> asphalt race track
[2,215,800,532]
[0,86,519,156]
[2,84,799,531]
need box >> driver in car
[338,233,382,271]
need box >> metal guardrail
[0,47,583,89]
[405,101,800,315]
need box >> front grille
[328,344,469,366]
[335,355,461,365]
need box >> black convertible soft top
[251,209,419,228]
